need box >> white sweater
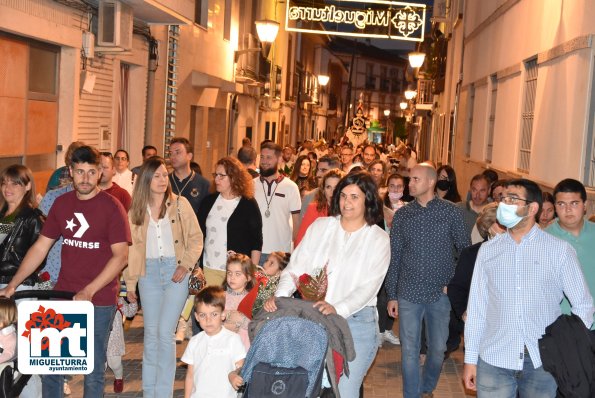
[276,216,390,318]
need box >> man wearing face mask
[463,179,594,397]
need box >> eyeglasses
[502,196,531,205]
[196,311,221,320]
[555,201,582,209]
[212,173,228,179]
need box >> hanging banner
[286,0,426,42]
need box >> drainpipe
[448,2,467,165]
[144,38,158,146]
[227,93,238,155]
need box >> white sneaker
[383,330,401,345]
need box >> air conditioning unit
[97,0,133,51]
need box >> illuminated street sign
[286,0,426,42]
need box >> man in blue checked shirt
[463,178,594,398]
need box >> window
[465,84,475,157]
[0,35,58,192]
[390,67,399,93]
[195,0,208,28]
[518,58,538,173]
[285,36,293,100]
[486,75,498,163]
[29,45,58,96]
[380,66,389,92]
[365,63,375,90]
[223,0,232,40]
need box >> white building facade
[436,0,595,208]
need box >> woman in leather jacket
[0,165,45,287]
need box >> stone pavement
[69,311,475,397]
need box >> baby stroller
[240,297,355,398]
[0,290,74,398]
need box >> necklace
[172,171,195,196]
[226,287,247,296]
[260,178,280,218]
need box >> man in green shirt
[546,178,595,328]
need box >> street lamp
[404,88,417,100]
[399,102,408,110]
[317,75,330,87]
[408,51,426,68]
[234,20,280,62]
[383,109,390,117]
[255,19,280,44]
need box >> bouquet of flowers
[291,263,328,302]
[251,271,280,317]
[35,272,53,290]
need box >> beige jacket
[124,194,203,292]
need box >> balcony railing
[417,79,434,105]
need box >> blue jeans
[338,306,380,398]
[477,355,557,398]
[139,257,190,398]
[399,294,450,398]
[42,305,116,398]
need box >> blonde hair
[129,157,172,225]
[0,299,17,328]
[476,202,499,239]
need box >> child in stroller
[0,298,16,365]
[0,297,31,397]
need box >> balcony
[416,79,433,110]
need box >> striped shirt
[464,225,594,370]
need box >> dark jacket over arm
[197,193,263,265]
[447,241,483,319]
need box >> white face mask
[388,192,403,201]
[496,202,527,229]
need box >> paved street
[69,311,474,397]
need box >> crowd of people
[0,135,593,398]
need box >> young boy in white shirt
[182,286,246,398]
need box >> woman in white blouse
[125,157,203,398]
[265,171,390,398]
